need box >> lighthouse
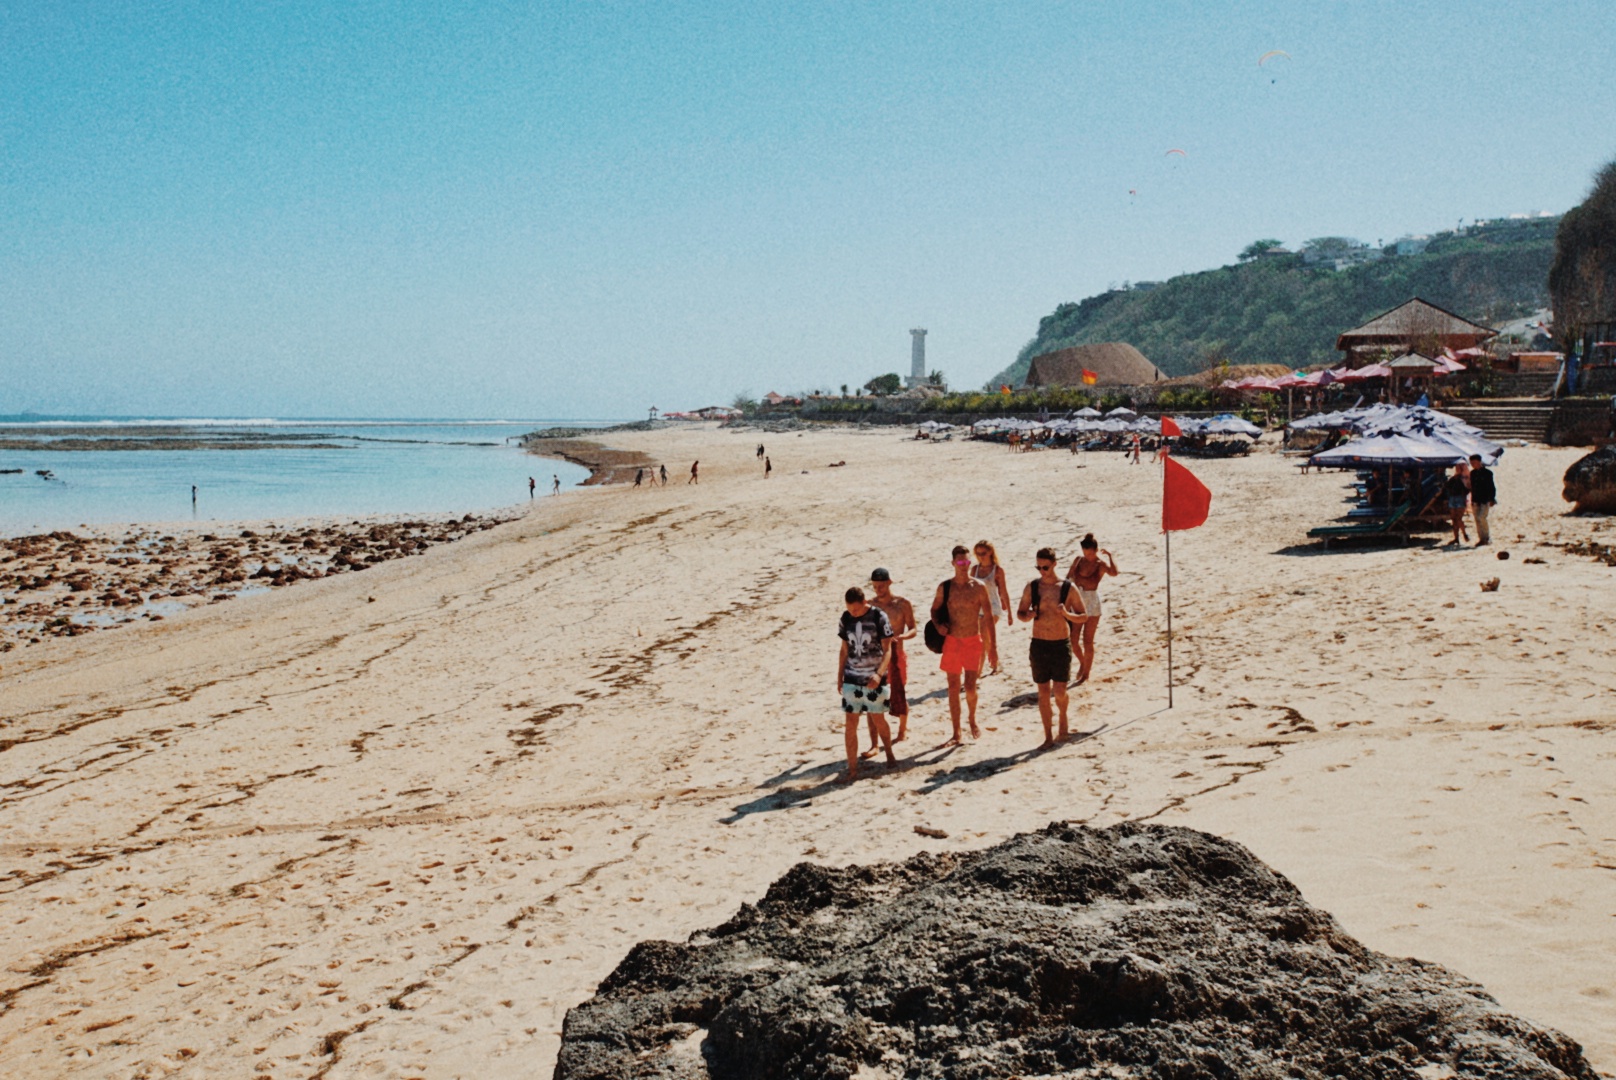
[907,328,927,387]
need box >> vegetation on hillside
[989,216,1558,388]
[1549,160,1616,341]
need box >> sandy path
[1,424,1612,1078]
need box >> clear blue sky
[3,1,1611,418]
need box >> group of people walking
[835,535,1118,781]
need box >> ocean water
[0,418,611,536]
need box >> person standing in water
[1065,534,1118,686]
[529,476,536,498]
[970,541,1013,676]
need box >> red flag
[1081,369,1098,385]
[1161,416,1182,437]
[1162,455,1211,531]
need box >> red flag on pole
[1081,369,1098,385]
[1160,415,1182,437]
[1162,455,1211,531]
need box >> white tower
[908,328,928,387]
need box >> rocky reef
[1563,445,1616,513]
[554,822,1596,1080]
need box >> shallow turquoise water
[0,419,605,535]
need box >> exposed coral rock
[555,822,1596,1080]
[1562,445,1616,513]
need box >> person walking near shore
[633,468,644,488]
[1066,534,1117,686]
[866,568,915,748]
[764,456,772,479]
[971,541,1013,676]
[932,546,991,745]
[1018,547,1089,747]
[529,476,536,498]
[836,586,897,782]
[552,475,561,496]
[688,461,699,484]
[1468,454,1496,546]
[659,463,668,486]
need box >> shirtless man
[866,568,916,750]
[931,545,992,745]
[1017,547,1090,748]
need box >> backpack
[922,579,952,654]
[1028,578,1071,616]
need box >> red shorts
[940,634,983,675]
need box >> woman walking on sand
[1066,534,1117,685]
[971,541,1013,676]
[1444,462,1471,546]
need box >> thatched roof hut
[1023,343,1165,387]
[1335,298,1496,363]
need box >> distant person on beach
[1129,433,1142,464]
[866,568,915,748]
[1468,454,1496,546]
[764,456,772,479]
[932,545,991,745]
[1018,547,1089,747]
[529,476,536,498]
[970,541,1012,676]
[837,586,897,782]
[191,485,197,506]
[552,475,561,495]
[688,461,699,484]
[757,444,765,459]
[633,468,644,488]
[1444,464,1471,546]
[1065,535,1117,686]
[659,463,668,486]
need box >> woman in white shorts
[1066,533,1118,685]
[971,540,1013,676]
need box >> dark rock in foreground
[1563,445,1616,513]
[554,823,1595,1080]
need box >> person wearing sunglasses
[1017,548,1090,748]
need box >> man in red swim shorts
[930,545,992,745]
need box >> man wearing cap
[931,545,992,744]
[866,568,916,750]
[836,586,897,782]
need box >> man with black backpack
[1017,547,1090,748]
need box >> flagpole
[1165,529,1174,709]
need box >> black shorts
[1029,637,1072,685]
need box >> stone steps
[1445,403,1555,442]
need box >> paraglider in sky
[1164,148,1187,157]
[1258,49,1290,84]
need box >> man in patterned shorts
[837,586,897,782]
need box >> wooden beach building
[1335,298,1497,367]
[1022,342,1165,388]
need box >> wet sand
[1,424,1612,1077]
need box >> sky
[3,1,1613,419]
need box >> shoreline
[524,436,659,485]
[0,425,1610,1076]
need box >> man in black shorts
[1016,547,1089,748]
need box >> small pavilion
[1335,298,1496,368]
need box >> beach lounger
[1307,502,1413,549]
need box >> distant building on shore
[1023,342,1165,388]
[907,328,928,388]
[1335,297,1497,365]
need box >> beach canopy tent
[1307,406,1502,468]
[916,420,957,432]
[1105,406,1138,419]
[1071,407,1103,418]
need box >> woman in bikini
[971,541,1014,676]
[1065,533,1118,685]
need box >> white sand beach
[2,423,1612,1078]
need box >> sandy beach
[1,422,1612,1078]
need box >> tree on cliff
[863,373,902,395]
[1549,159,1616,343]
